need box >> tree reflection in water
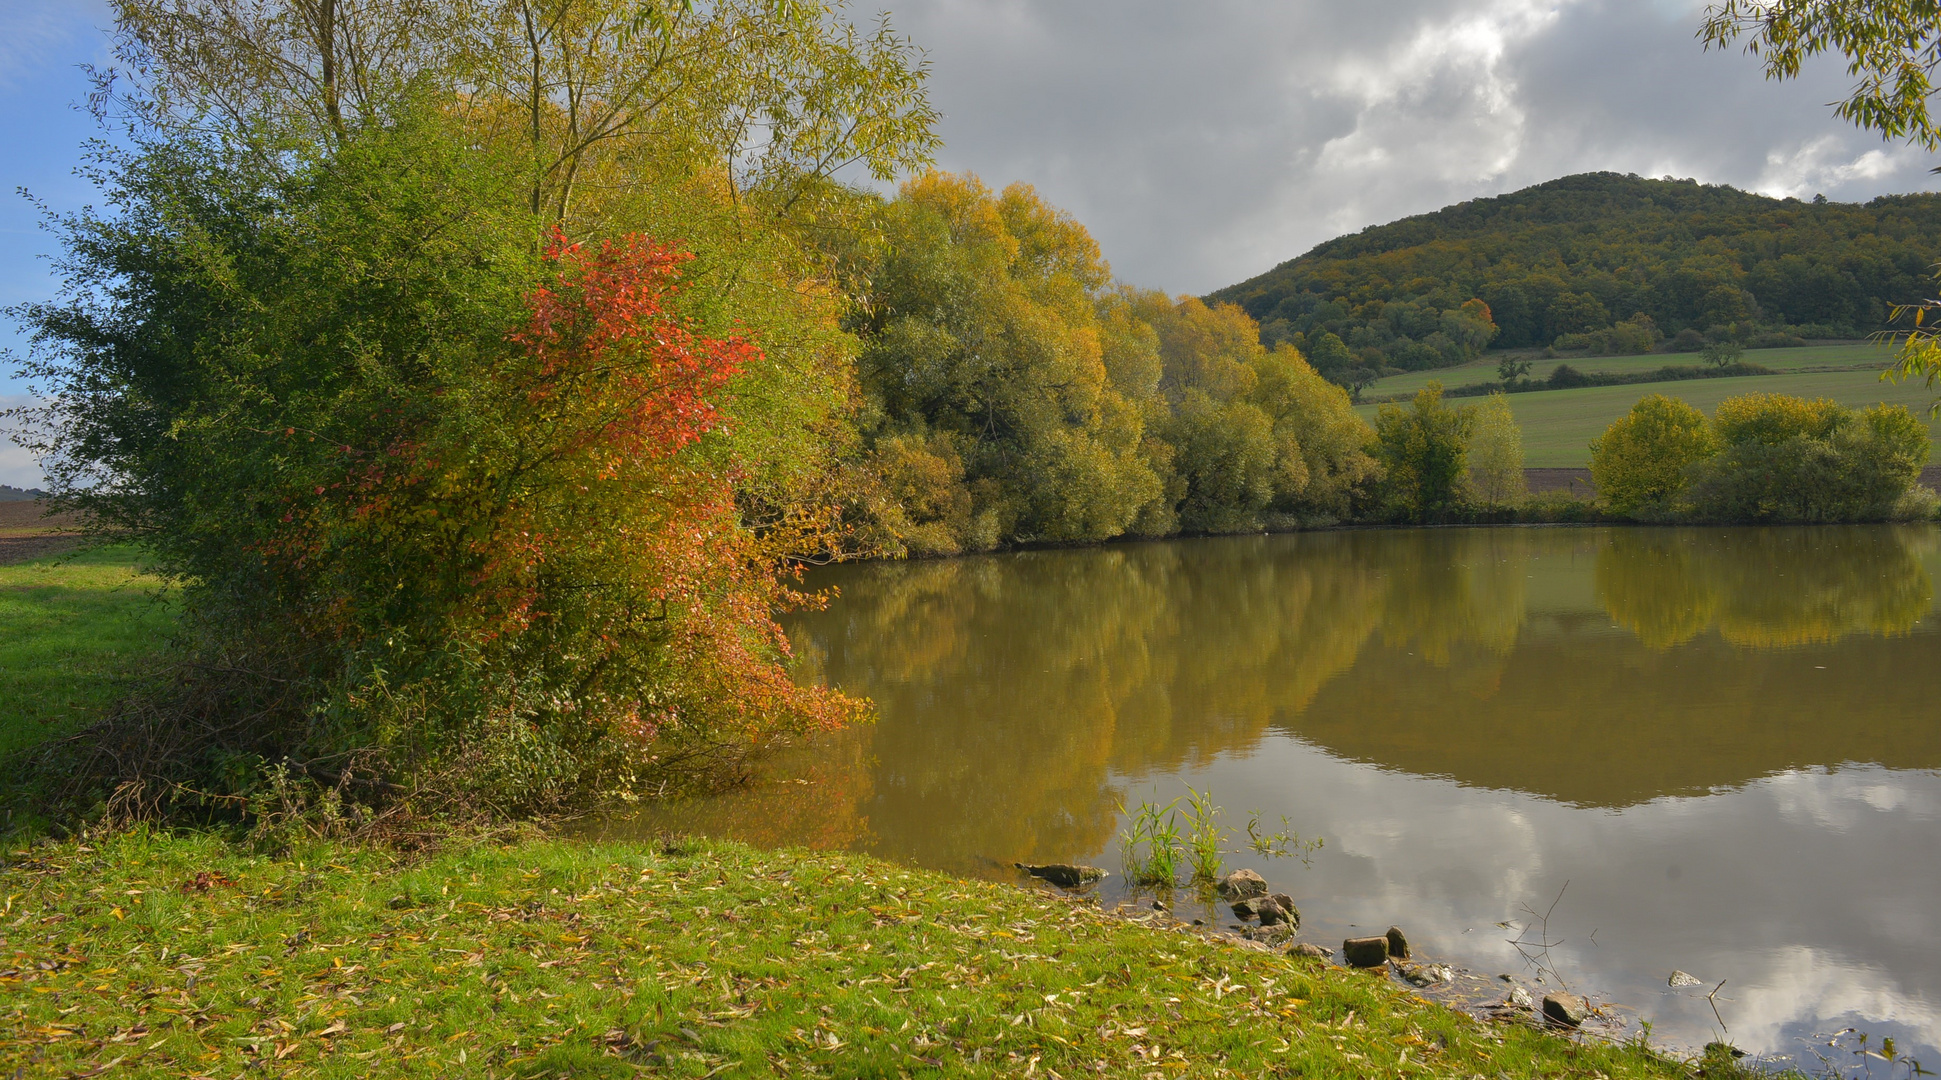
[611,526,1941,865]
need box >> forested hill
[1207,172,1941,384]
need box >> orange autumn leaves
[286,233,859,752]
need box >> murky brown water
[594,526,1941,1069]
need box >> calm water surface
[598,526,1941,1067]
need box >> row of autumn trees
[1589,391,1935,524]
[14,2,1937,820]
[846,175,1377,555]
[5,0,1399,818]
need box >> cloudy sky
[3,0,1939,482]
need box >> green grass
[1359,363,1941,467]
[0,830,1705,1079]
[0,545,173,755]
[1362,340,1899,401]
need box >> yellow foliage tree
[1467,393,1527,508]
[1589,394,1718,517]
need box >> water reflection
[603,525,1941,1068]
[1597,528,1934,649]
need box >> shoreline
[0,830,1734,1079]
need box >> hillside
[1208,172,1941,385]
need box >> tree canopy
[1208,172,1941,385]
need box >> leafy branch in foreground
[1700,1,1941,150]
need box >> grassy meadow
[0,830,1708,1080]
[1355,343,1941,467]
[0,544,172,756]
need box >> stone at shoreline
[1256,893,1300,929]
[1542,992,1590,1027]
[1508,985,1534,1008]
[1243,923,1294,944]
[1668,970,1702,988]
[1230,899,1257,920]
[1401,963,1454,987]
[1014,863,1106,889]
[1385,925,1410,960]
[1216,869,1267,899]
[1342,936,1389,968]
[1287,942,1333,959]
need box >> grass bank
[1357,362,1941,467]
[0,830,1731,1079]
[0,544,172,756]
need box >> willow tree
[106,0,939,226]
[850,173,1162,552]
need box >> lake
[595,525,1941,1070]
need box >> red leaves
[509,232,754,463]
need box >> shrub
[1685,397,1931,522]
[1711,391,1844,445]
[1373,384,1471,521]
[13,119,862,818]
[1589,394,1718,517]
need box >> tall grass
[1183,787,1228,886]
[1117,797,1183,887]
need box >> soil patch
[1523,468,1594,496]
[0,500,81,532]
[0,533,83,566]
[0,501,84,565]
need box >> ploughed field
[604,525,1941,1073]
[1353,342,1941,466]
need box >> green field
[1356,345,1941,467]
[1362,341,1898,400]
[0,545,173,755]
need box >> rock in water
[1216,868,1268,900]
[1287,942,1333,960]
[1542,992,1590,1026]
[1385,925,1410,960]
[1342,936,1389,968]
[1230,899,1257,921]
[1668,970,1702,988]
[1401,963,1454,987]
[1013,863,1105,889]
[1508,985,1534,1008]
[1256,893,1300,929]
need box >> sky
[2,0,1939,486]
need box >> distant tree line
[1208,172,1941,387]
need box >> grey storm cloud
[876,0,1941,296]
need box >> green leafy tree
[850,172,1161,552]
[1468,393,1528,507]
[1373,384,1473,522]
[1701,341,1746,367]
[1686,394,1933,521]
[1247,343,1382,520]
[1208,173,1941,378]
[12,116,863,813]
[107,0,940,227]
[1589,394,1720,517]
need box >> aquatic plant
[1183,787,1229,886]
[1245,810,1323,867]
[1117,797,1184,887]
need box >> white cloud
[884,0,1941,294]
